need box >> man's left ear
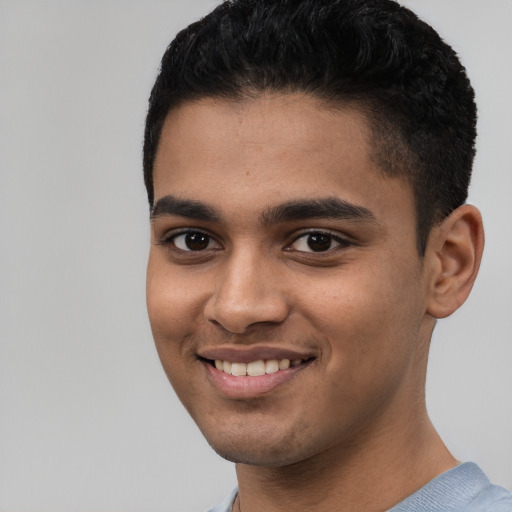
[425,204,484,319]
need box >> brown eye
[172,231,219,251]
[306,233,332,252]
[289,231,348,253]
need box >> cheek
[146,255,205,344]
[295,272,424,431]
[298,258,424,366]
[146,260,200,393]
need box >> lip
[201,358,313,399]
[198,345,316,363]
[197,345,318,399]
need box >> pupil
[307,233,332,252]
[186,232,209,250]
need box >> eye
[288,232,347,253]
[168,230,221,252]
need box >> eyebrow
[151,195,220,222]
[150,195,376,225]
[261,197,376,225]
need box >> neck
[234,406,456,512]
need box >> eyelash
[287,230,351,253]
[158,228,352,255]
[158,229,221,252]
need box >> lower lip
[202,361,309,399]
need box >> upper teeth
[214,358,302,376]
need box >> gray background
[0,1,511,511]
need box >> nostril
[204,299,290,335]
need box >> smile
[214,358,304,376]
[198,349,317,398]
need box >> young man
[143,0,512,510]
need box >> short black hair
[143,0,477,254]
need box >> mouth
[200,357,313,376]
[197,347,317,399]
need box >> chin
[199,421,322,468]
[210,442,303,467]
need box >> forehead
[155,93,369,183]
[153,93,415,231]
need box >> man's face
[147,93,434,467]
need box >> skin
[146,93,484,511]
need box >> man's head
[144,0,483,471]
[144,0,477,254]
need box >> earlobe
[425,204,484,319]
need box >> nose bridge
[205,244,289,333]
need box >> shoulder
[467,478,512,512]
[390,462,512,512]
[205,487,238,512]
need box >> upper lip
[198,345,318,363]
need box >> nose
[204,248,290,334]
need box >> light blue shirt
[207,463,512,512]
